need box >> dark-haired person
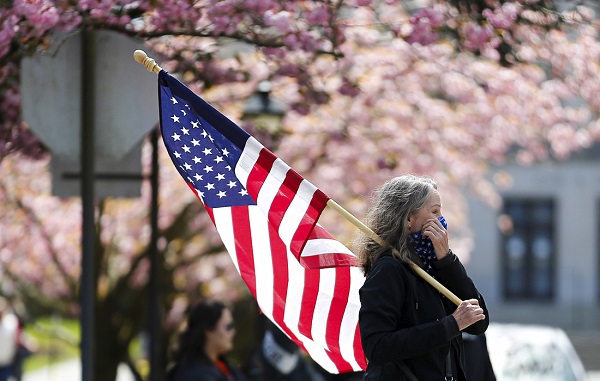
[168,300,248,381]
[356,175,489,381]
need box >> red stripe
[354,323,368,369]
[288,192,323,258]
[230,206,257,297]
[297,267,319,340]
[268,169,300,234]
[245,148,275,199]
[268,217,289,328]
[323,266,353,371]
[264,216,315,357]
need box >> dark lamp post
[242,81,286,135]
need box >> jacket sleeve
[433,251,490,335]
[359,256,460,365]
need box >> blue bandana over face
[407,216,447,273]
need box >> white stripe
[311,267,336,349]
[279,180,317,246]
[254,158,290,218]
[338,267,365,370]
[235,137,262,187]
[211,207,239,273]
[301,238,355,257]
[299,333,338,373]
[283,249,305,338]
[250,206,275,318]
[256,168,281,213]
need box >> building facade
[466,149,600,331]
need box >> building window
[500,198,555,301]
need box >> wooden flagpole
[133,49,462,306]
[134,50,162,74]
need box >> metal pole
[149,128,162,381]
[80,28,96,381]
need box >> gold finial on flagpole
[133,50,162,74]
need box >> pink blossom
[306,8,329,26]
[13,0,59,33]
[0,15,17,59]
[406,7,445,45]
[483,2,519,30]
[243,0,276,13]
[284,33,302,50]
[463,22,494,51]
[263,10,292,33]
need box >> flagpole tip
[133,49,162,74]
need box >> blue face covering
[407,215,447,273]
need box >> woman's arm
[359,256,460,365]
[434,252,490,335]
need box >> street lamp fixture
[242,80,286,136]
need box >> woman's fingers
[452,299,486,330]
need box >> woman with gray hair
[357,175,489,381]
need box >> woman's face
[205,308,235,356]
[408,190,442,233]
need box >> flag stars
[203,165,214,173]
[191,121,200,128]
[214,156,224,164]
[217,191,227,198]
[182,145,191,153]
[227,181,237,188]
[171,115,180,123]
[173,151,182,159]
[170,97,178,104]
[202,148,213,156]
[239,189,248,196]
[181,127,189,135]
[192,156,202,164]
[180,109,187,116]
[194,173,203,181]
[171,132,181,141]
[205,183,215,190]
[183,163,192,171]
[191,138,201,146]
[215,173,225,181]
[222,148,230,157]
[201,130,208,138]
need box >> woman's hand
[452,299,486,331]
[421,218,449,259]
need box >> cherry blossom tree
[3,1,600,380]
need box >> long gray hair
[356,175,437,275]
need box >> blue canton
[160,85,255,209]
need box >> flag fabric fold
[158,71,367,373]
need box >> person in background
[248,318,325,381]
[167,300,248,381]
[462,332,496,381]
[357,175,490,381]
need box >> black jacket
[359,251,489,381]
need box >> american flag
[158,71,367,373]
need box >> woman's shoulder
[369,252,410,277]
